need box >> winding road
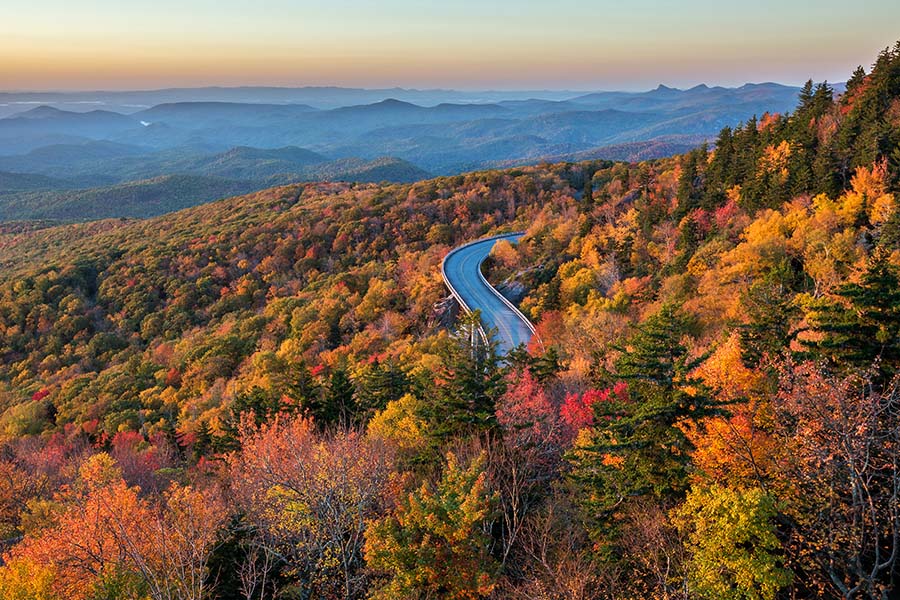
[441,232,536,354]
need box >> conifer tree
[738,279,795,368]
[802,249,900,379]
[798,79,815,112]
[326,367,356,426]
[354,358,409,418]
[703,126,734,209]
[423,312,505,442]
[571,303,724,542]
[286,360,320,410]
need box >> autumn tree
[2,452,226,600]
[119,484,227,600]
[776,363,900,598]
[228,415,395,599]
[365,452,498,600]
[4,453,149,600]
[673,484,792,600]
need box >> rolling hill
[0,174,258,221]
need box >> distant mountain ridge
[0,153,430,222]
[0,80,814,223]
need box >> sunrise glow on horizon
[2,0,899,91]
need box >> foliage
[364,452,498,600]
[673,484,792,600]
[1,42,900,598]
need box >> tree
[801,248,900,379]
[422,312,505,442]
[367,393,430,460]
[703,127,735,210]
[673,484,792,600]
[120,484,227,600]
[776,363,900,598]
[2,453,226,600]
[228,415,395,599]
[676,147,705,218]
[738,277,796,367]
[353,358,409,420]
[0,557,56,600]
[571,303,723,543]
[365,452,498,600]
[4,453,150,600]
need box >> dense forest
[1,43,900,599]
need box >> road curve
[442,232,536,354]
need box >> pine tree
[326,367,356,426]
[798,79,815,112]
[286,359,320,412]
[845,66,867,97]
[676,147,705,218]
[217,386,281,452]
[530,346,563,383]
[801,249,900,379]
[738,279,795,368]
[811,82,834,117]
[571,303,724,543]
[703,126,734,210]
[423,312,505,442]
[354,358,409,418]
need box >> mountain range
[0,82,813,222]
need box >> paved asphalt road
[442,233,534,354]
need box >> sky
[2,0,899,91]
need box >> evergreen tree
[738,279,795,368]
[583,171,594,209]
[845,66,867,98]
[354,358,409,418]
[530,346,563,383]
[801,249,900,379]
[676,146,705,218]
[285,359,320,411]
[571,303,724,544]
[798,79,815,112]
[422,312,505,442]
[734,117,761,197]
[811,82,834,117]
[702,126,734,210]
[217,386,282,452]
[326,367,356,426]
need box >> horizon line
[0,80,828,97]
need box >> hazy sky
[2,0,899,91]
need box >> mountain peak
[373,98,417,108]
[16,105,68,119]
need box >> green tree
[801,248,900,379]
[364,452,498,600]
[676,146,705,218]
[738,278,795,368]
[572,303,722,540]
[673,484,792,600]
[422,312,505,442]
[353,358,409,419]
[703,126,735,210]
[325,366,356,426]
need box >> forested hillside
[1,43,899,600]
